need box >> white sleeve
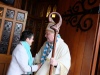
[55,63,60,74]
[32,57,35,64]
[13,45,38,73]
[32,65,38,72]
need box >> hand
[37,64,42,70]
[50,58,58,66]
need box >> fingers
[37,64,42,70]
[50,58,58,66]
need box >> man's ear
[26,38,29,42]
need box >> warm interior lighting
[52,14,56,18]
[52,5,57,18]
[46,5,57,18]
[46,5,51,17]
[40,7,44,17]
[0,11,3,13]
[0,10,3,16]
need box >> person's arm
[34,42,46,64]
[13,45,39,73]
[50,58,60,74]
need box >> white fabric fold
[34,38,71,75]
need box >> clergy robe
[34,38,71,75]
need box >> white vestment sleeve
[55,63,60,74]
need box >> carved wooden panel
[0,19,1,30]
[0,4,28,75]
[58,0,99,75]
[0,4,28,54]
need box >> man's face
[45,30,54,43]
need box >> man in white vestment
[34,12,71,75]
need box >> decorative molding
[62,0,99,31]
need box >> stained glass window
[11,23,22,54]
[0,20,12,54]
[6,9,15,19]
[17,12,25,21]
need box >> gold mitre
[46,21,56,33]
